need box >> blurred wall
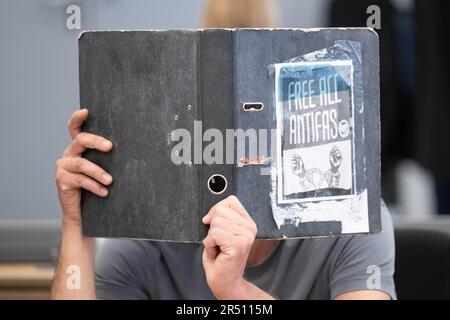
[0,0,329,220]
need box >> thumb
[202,212,211,224]
[203,245,218,260]
[202,235,219,260]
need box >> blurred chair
[394,218,450,299]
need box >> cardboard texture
[79,28,380,242]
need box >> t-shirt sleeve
[95,239,155,300]
[329,201,397,299]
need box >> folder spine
[198,30,235,239]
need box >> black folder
[79,28,381,242]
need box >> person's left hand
[202,195,258,299]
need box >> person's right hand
[55,109,113,225]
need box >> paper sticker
[268,40,371,237]
[275,60,355,204]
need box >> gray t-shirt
[95,205,396,300]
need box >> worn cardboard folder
[79,28,381,242]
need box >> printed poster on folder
[275,60,355,204]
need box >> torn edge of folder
[267,40,370,238]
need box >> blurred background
[0,0,449,299]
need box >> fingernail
[100,187,108,196]
[102,140,112,149]
[102,173,112,184]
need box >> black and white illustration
[275,60,355,204]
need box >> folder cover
[79,28,381,242]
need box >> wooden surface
[0,263,55,300]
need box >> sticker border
[275,60,357,204]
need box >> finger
[203,195,251,223]
[63,132,112,157]
[57,170,108,197]
[203,204,245,225]
[67,109,89,139]
[207,228,247,255]
[204,245,218,260]
[209,220,256,252]
[204,228,230,249]
[203,201,257,236]
[58,158,112,186]
[202,235,219,260]
[207,206,256,235]
[210,216,251,237]
[204,226,254,259]
[203,232,216,249]
[224,195,250,218]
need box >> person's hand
[202,195,258,299]
[55,109,113,225]
[329,145,342,172]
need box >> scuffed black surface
[80,31,201,241]
[198,29,235,238]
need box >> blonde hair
[202,0,279,28]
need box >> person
[202,0,279,28]
[51,110,396,300]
